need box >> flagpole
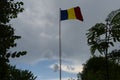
[59,8,62,80]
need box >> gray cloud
[10,0,120,65]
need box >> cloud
[48,77,77,80]
[61,64,83,74]
[10,0,90,65]
[10,0,120,65]
[9,0,120,80]
[50,63,83,74]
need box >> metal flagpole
[59,8,62,80]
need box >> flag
[60,6,83,21]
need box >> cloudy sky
[10,0,120,80]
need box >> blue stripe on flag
[60,10,68,20]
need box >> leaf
[11,52,17,58]
[117,37,120,42]
[109,42,114,46]
[6,53,11,58]
[113,38,116,42]
[19,2,24,5]
[16,53,20,57]
[90,45,97,55]
[21,51,27,56]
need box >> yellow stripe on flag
[67,8,76,20]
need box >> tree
[0,24,27,62]
[81,57,120,80]
[0,24,27,79]
[108,49,120,64]
[86,8,120,80]
[0,0,24,24]
[0,0,27,79]
[0,0,38,80]
[86,9,120,55]
[9,65,37,80]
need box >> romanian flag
[60,6,83,21]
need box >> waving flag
[60,6,83,21]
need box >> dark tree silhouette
[108,49,120,64]
[86,9,120,55]
[86,9,120,80]
[81,57,120,80]
[0,0,26,79]
[9,65,37,80]
[0,25,27,79]
[0,0,24,24]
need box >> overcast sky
[10,0,120,80]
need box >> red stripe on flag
[74,6,83,21]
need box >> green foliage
[81,57,120,80]
[0,64,37,80]
[0,24,27,63]
[87,23,106,40]
[0,0,24,24]
[9,65,37,80]
[110,24,120,42]
[0,62,10,80]
[86,23,112,55]
[83,8,120,80]
[86,9,120,55]
[0,0,35,80]
[108,49,120,64]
